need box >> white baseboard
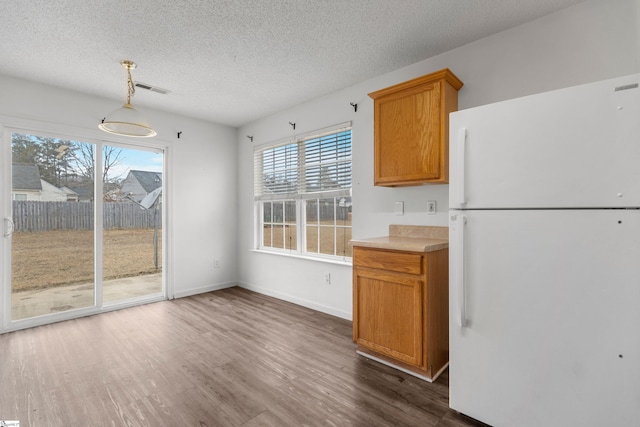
[356,350,449,383]
[172,281,237,299]
[237,281,352,321]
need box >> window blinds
[254,123,352,201]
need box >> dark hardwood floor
[0,287,486,426]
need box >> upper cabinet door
[449,73,640,209]
[369,69,463,187]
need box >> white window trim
[254,122,352,262]
[251,247,353,266]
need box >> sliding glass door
[4,130,165,328]
[10,132,96,320]
[102,145,163,303]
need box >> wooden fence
[12,201,161,232]
[267,200,350,222]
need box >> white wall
[237,0,640,320]
[2,0,636,322]
[0,75,238,299]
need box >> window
[254,124,352,260]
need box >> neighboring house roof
[65,184,94,200]
[129,170,162,193]
[12,163,42,191]
[60,186,80,196]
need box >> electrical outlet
[214,259,221,268]
[427,200,437,215]
[394,201,404,216]
[324,273,331,285]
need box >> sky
[12,132,163,183]
[108,146,163,181]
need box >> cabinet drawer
[353,247,423,275]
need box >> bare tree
[103,146,126,184]
[69,143,126,184]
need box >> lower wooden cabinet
[352,246,449,381]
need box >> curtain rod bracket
[177,131,182,139]
[247,135,254,142]
[350,102,358,112]
[289,122,296,130]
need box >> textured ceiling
[0,0,585,127]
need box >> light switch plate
[395,201,404,215]
[427,200,437,215]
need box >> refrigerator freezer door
[449,73,640,209]
[449,209,640,427]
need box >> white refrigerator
[448,73,640,427]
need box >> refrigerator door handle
[452,214,467,327]
[455,128,467,206]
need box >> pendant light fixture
[99,60,157,138]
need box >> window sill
[251,248,352,266]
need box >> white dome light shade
[99,60,157,138]
[99,103,157,137]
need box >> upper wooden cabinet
[368,69,463,186]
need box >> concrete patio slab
[11,273,163,320]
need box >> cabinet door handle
[3,217,14,237]
[452,214,467,327]
[455,128,467,206]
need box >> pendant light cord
[126,65,135,105]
